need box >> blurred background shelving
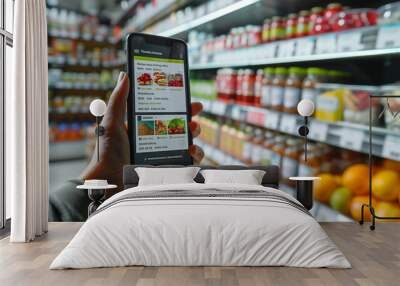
[46,0,400,222]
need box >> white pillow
[200,169,266,185]
[135,167,201,186]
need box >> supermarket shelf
[49,87,111,97]
[48,59,124,73]
[49,141,88,162]
[137,0,193,32]
[49,113,94,122]
[159,0,261,37]
[195,139,352,222]
[194,97,400,161]
[190,47,400,70]
[195,139,244,165]
[48,32,119,48]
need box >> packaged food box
[315,83,381,125]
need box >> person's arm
[49,72,204,221]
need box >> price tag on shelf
[376,23,400,49]
[231,105,241,120]
[316,34,337,54]
[339,128,364,151]
[295,38,315,56]
[382,135,400,161]
[309,120,329,141]
[262,43,277,59]
[278,40,295,58]
[279,114,297,134]
[337,31,363,52]
[211,101,227,116]
[246,109,266,126]
[264,111,280,130]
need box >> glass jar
[325,3,343,19]
[262,19,271,43]
[308,7,324,35]
[282,138,302,185]
[270,16,286,41]
[242,69,256,105]
[270,67,288,112]
[271,135,286,168]
[242,125,254,164]
[247,25,262,46]
[261,67,275,108]
[233,27,242,49]
[286,13,298,39]
[261,131,275,166]
[283,67,306,114]
[251,128,265,164]
[296,10,310,37]
[254,69,264,106]
[301,67,324,104]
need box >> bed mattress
[50,183,351,269]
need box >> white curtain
[8,0,49,242]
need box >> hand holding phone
[126,33,193,165]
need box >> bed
[50,165,351,269]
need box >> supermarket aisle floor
[1,222,399,286]
[50,160,87,193]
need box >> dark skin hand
[80,72,204,195]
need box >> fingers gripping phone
[126,33,193,165]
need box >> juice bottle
[254,69,264,106]
[242,69,255,105]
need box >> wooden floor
[0,222,399,286]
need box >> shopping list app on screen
[127,34,192,165]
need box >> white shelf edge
[190,47,400,70]
[158,0,260,37]
[194,97,400,161]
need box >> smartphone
[126,33,193,165]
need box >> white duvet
[50,183,351,269]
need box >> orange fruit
[313,173,339,203]
[375,202,400,221]
[383,159,400,173]
[334,175,342,186]
[350,196,376,222]
[342,164,369,195]
[330,187,352,214]
[372,170,400,201]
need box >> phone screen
[127,34,193,165]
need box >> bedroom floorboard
[0,222,399,286]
